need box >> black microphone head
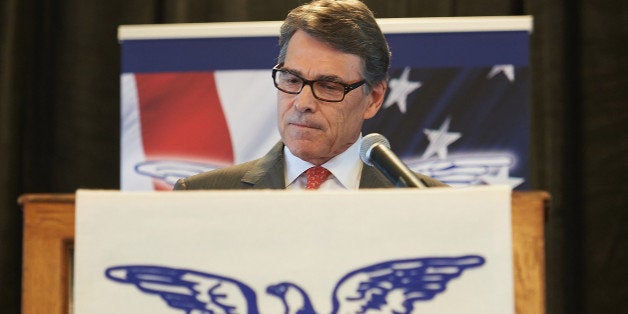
[360,133,390,166]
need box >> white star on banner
[421,117,461,160]
[487,64,515,82]
[383,67,421,114]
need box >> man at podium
[174,0,445,191]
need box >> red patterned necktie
[305,166,332,190]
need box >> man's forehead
[283,31,363,80]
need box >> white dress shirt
[284,136,364,190]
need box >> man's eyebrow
[317,74,345,83]
[282,67,346,83]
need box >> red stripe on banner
[135,72,234,189]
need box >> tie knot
[305,166,332,190]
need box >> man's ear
[363,81,387,119]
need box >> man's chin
[284,140,328,162]
[285,140,318,156]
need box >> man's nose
[294,84,318,112]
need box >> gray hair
[277,0,391,87]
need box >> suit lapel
[359,164,395,188]
[241,142,286,189]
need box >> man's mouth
[289,121,320,130]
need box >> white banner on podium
[75,186,513,313]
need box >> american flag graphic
[120,22,531,191]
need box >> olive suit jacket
[174,142,447,190]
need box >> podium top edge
[18,193,76,205]
[117,16,533,41]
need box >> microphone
[359,133,426,188]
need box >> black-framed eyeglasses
[272,66,366,102]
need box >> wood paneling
[20,194,75,314]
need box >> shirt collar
[284,135,363,189]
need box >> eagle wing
[331,255,485,314]
[105,265,258,314]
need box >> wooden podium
[20,191,548,314]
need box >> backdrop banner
[74,185,514,313]
[119,17,532,191]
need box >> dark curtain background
[1,0,626,313]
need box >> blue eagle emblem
[105,255,485,313]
